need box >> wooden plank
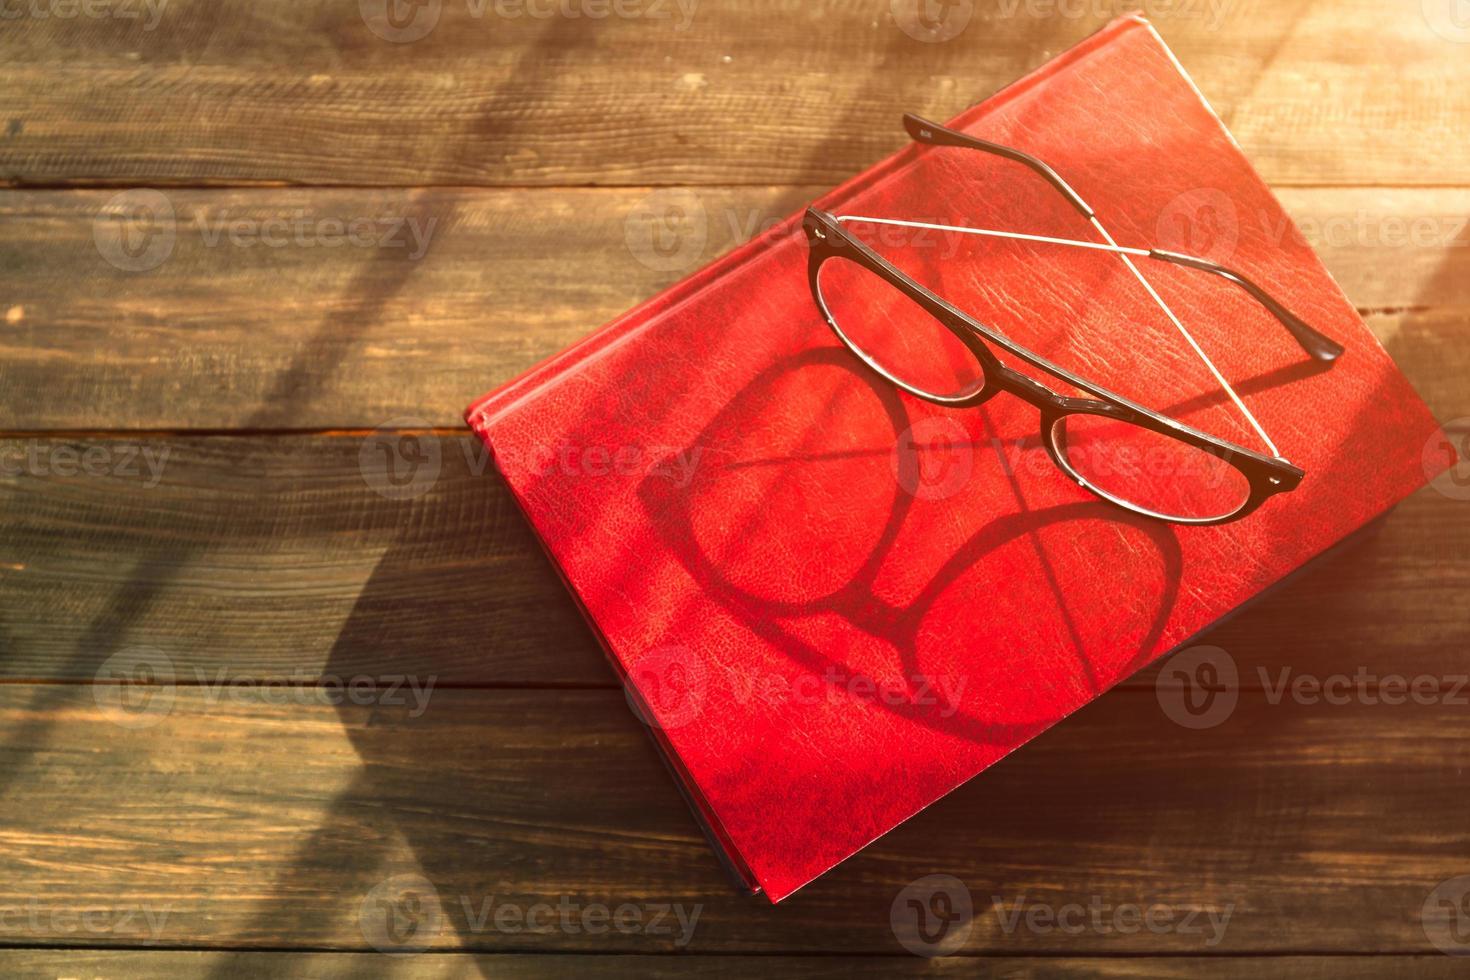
[0,432,610,685]
[0,0,1465,186]
[0,186,815,430]
[1,186,1465,429]
[0,685,1467,952]
[2,428,1466,687]
[0,951,1462,978]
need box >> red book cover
[466,15,1448,901]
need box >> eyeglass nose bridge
[991,365,1059,403]
[986,367,1129,482]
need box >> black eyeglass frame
[802,207,1306,526]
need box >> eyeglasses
[802,114,1344,526]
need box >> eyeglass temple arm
[903,113,1094,218]
[902,113,1345,363]
[1146,249,1343,361]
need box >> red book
[467,14,1448,901]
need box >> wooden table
[2,1,1468,976]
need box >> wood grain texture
[0,951,1466,979]
[2,0,1467,968]
[0,685,1468,953]
[0,0,1465,186]
[0,431,609,684]
[1,186,1464,429]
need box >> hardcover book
[466,14,1447,901]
